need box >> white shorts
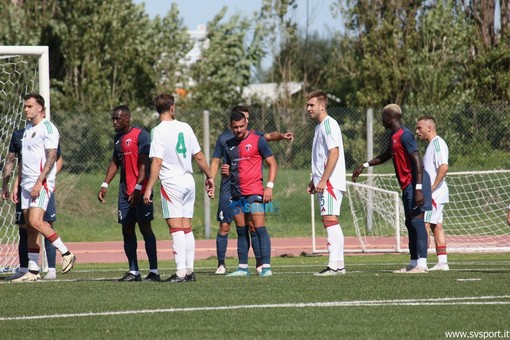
[21,187,51,211]
[160,174,196,219]
[317,189,344,216]
[424,202,445,224]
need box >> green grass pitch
[1,253,509,339]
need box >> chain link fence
[36,103,510,243]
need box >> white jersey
[423,135,449,203]
[311,115,346,192]
[149,120,201,181]
[21,119,60,191]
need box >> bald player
[352,104,432,273]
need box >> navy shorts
[401,173,432,218]
[216,193,235,224]
[16,188,57,225]
[230,194,264,216]
[118,183,153,225]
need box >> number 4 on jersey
[176,132,187,158]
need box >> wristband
[101,182,109,189]
[415,184,422,190]
[363,162,370,168]
[266,181,274,188]
[134,184,142,191]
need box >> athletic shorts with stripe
[160,173,195,219]
[317,189,344,217]
[424,201,444,224]
[20,187,51,211]
[16,186,57,224]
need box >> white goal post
[0,46,51,272]
[315,171,510,254]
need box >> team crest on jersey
[125,138,132,146]
[245,144,252,151]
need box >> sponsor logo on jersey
[245,144,252,151]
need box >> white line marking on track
[0,295,509,321]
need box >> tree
[186,6,265,133]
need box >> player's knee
[322,219,338,228]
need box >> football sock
[18,228,28,268]
[406,219,418,261]
[185,230,195,274]
[142,230,158,271]
[171,230,186,273]
[417,258,428,269]
[410,259,418,267]
[216,233,228,263]
[250,231,262,265]
[123,232,139,272]
[236,226,249,265]
[44,235,57,268]
[412,218,428,259]
[437,246,448,263]
[28,250,40,272]
[51,237,69,255]
[255,227,271,266]
[326,224,342,271]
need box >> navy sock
[216,233,228,265]
[236,226,249,265]
[44,235,57,268]
[142,231,158,271]
[250,231,262,265]
[411,218,428,259]
[255,227,271,266]
[18,228,28,268]
[123,232,139,272]
[405,219,418,260]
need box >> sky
[133,0,344,36]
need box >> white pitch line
[0,295,509,321]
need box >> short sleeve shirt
[113,126,150,195]
[390,126,418,190]
[224,131,273,198]
[311,115,346,192]
[149,120,201,180]
[423,135,449,203]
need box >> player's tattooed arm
[38,148,58,183]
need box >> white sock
[336,224,345,269]
[171,231,186,275]
[410,259,418,267]
[47,268,56,274]
[150,269,159,275]
[19,267,28,273]
[438,254,448,263]
[326,224,342,271]
[51,237,69,254]
[417,258,427,269]
[185,231,195,275]
[130,270,140,276]
[28,252,40,272]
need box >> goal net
[0,46,50,272]
[348,171,510,253]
